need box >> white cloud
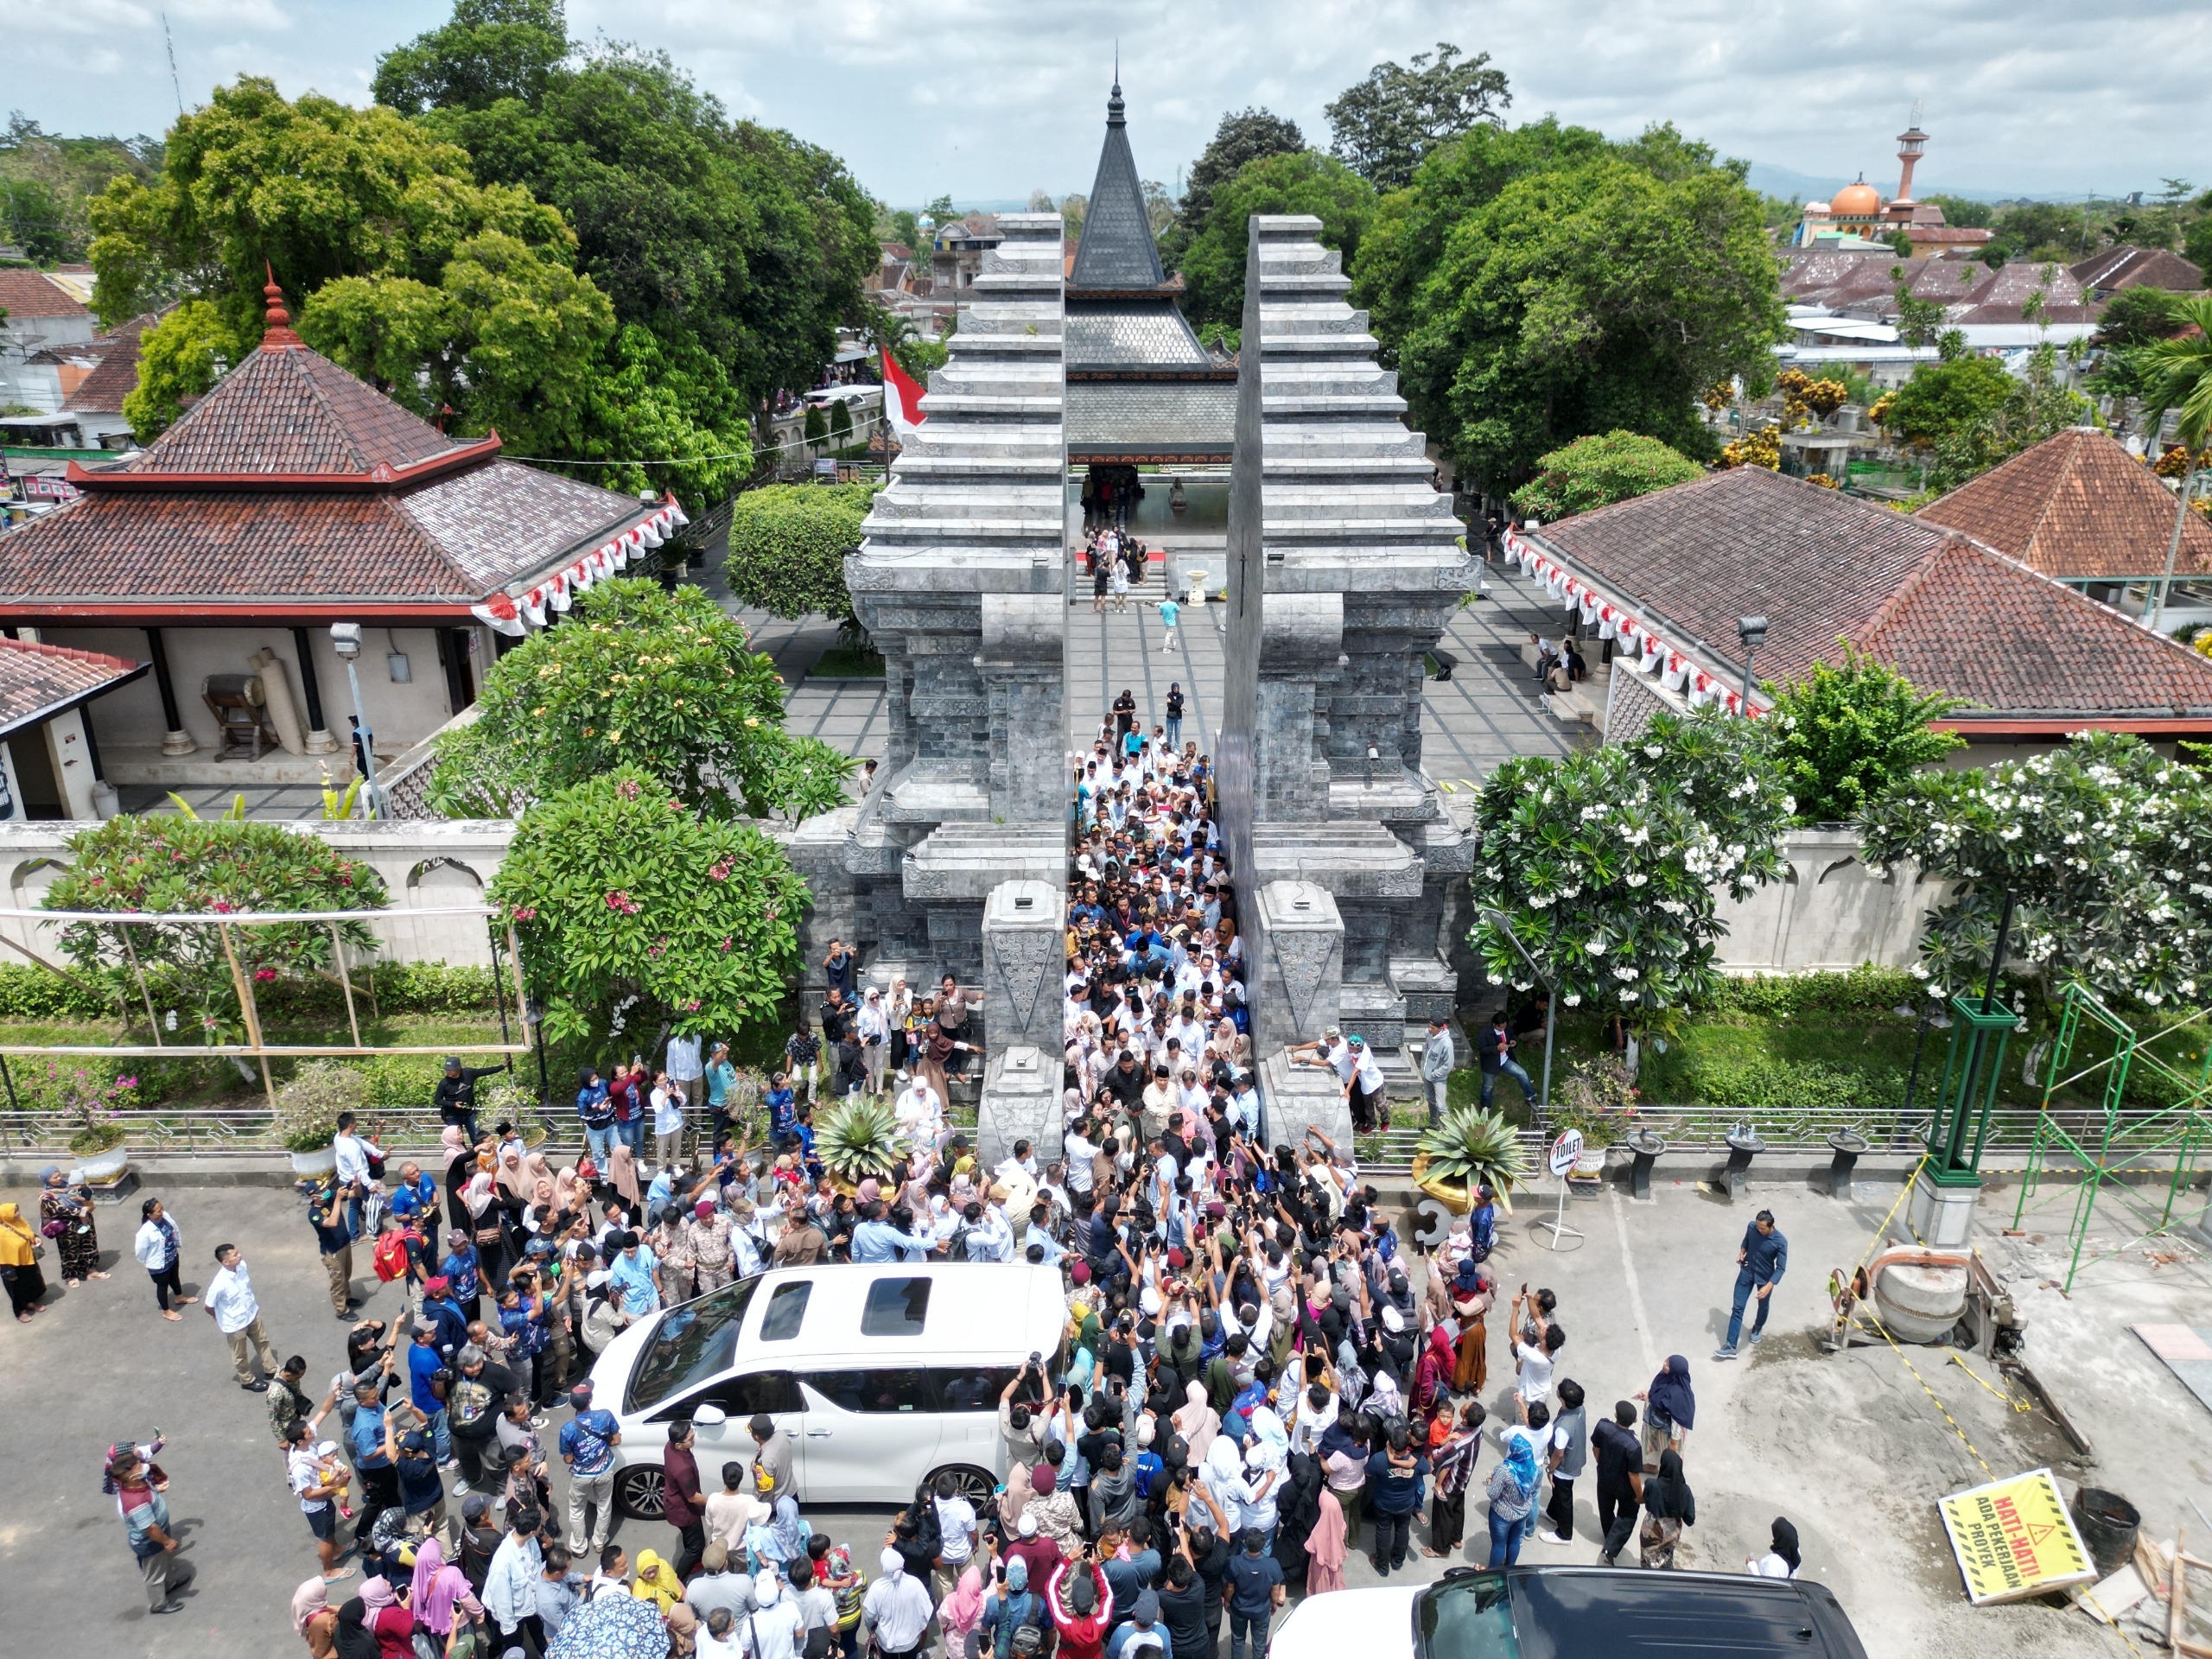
[3,0,2205,205]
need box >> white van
[591,1262,1068,1519]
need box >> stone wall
[1713,826,1942,975]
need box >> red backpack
[372,1225,417,1283]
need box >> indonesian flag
[880,348,928,436]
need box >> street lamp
[1479,906,1554,1118]
[1735,614,1768,709]
[329,623,384,819]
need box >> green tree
[1363,124,1782,490]
[1469,709,1791,1033]
[492,770,809,1051]
[1765,647,1962,825]
[369,0,570,113]
[426,578,853,821]
[1178,151,1376,327]
[2184,214,2212,274]
[1160,107,1305,265]
[1890,264,1946,350]
[724,482,880,624]
[1507,429,1702,521]
[1860,732,2212,1008]
[1873,353,2013,447]
[0,114,161,265]
[1325,42,1510,190]
[1925,194,1993,229]
[379,3,878,407]
[120,298,231,439]
[2094,286,2188,349]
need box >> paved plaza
[3,1171,2196,1656]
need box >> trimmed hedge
[724,482,882,622]
[0,961,502,1021]
[1698,966,1923,1020]
[1669,1052,1907,1116]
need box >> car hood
[1273,1585,1421,1659]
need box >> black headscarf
[1646,1355,1697,1432]
[1645,1448,1696,1525]
[1770,1516,1802,1572]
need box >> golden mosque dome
[1831,177,1881,217]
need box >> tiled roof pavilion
[0,281,663,624]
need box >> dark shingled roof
[63,315,150,416]
[0,327,656,613]
[1540,466,2212,718]
[0,637,146,739]
[1070,80,1166,291]
[126,342,463,476]
[1917,428,2212,582]
[2069,245,2204,296]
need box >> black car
[1274,1566,1869,1659]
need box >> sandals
[162,1310,183,1321]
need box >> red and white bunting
[470,589,526,637]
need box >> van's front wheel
[616,1465,667,1521]
[928,1464,996,1512]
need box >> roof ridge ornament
[261,262,303,350]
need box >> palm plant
[2141,290,2212,629]
[1414,1105,1530,1201]
[817,1096,906,1185]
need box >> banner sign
[1937,1468,2097,1605]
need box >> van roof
[735,1262,1063,1364]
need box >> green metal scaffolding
[2011,986,2212,1291]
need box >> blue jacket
[1738,1223,1788,1285]
[575,1079,614,1128]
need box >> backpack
[372,1227,415,1283]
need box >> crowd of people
[44,701,1802,1654]
[1084,526,1164,620]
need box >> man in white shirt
[736,1566,807,1659]
[931,1470,979,1592]
[206,1243,280,1390]
[864,1548,935,1657]
[665,1031,705,1109]
[1344,1036,1388,1132]
[330,1112,382,1239]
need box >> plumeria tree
[1469,709,1793,1033]
[490,770,808,1052]
[1859,731,2212,1008]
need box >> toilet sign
[1548,1129,1584,1176]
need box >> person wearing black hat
[435,1055,504,1142]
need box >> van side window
[804,1369,934,1414]
[760,1281,813,1341]
[930,1366,1018,1412]
[651,1370,803,1422]
[860,1276,932,1337]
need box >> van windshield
[627,1277,760,1414]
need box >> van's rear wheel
[616,1465,666,1521]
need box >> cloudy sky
[6,0,2208,207]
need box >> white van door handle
[806,1429,834,1438]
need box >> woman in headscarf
[1747,1516,1802,1579]
[1638,1449,1696,1569]
[437,1125,468,1171]
[607,1136,642,1210]
[329,1595,378,1659]
[999,1457,1036,1535]
[1026,1459,1084,1554]
[1448,1259,1491,1393]
[1637,1355,1696,1472]
[292,1573,340,1657]
[0,1200,47,1321]
[1483,1426,1540,1568]
[938,1562,988,1659]
[39,1167,105,1284]
[408,1535,482,1651]
[631,1547,683,1614]
[1174,1379,1220,1465]
[460,1169,507,1295]
[1304,1484,1348,1595]
[550,1164,584,1217]
[1270,1450,1324,1582]
[355,1574,413,1659]
[1412,1323,1457,1431]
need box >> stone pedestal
[978,1044,1061,1168]
[1260,1049,1352,1150]
[1908,1166,1981,1247]
[1249,880,1343,1057]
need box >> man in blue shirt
[557,1381,622,1555]
[1224,1529,1284,1659]
[421,1275,470,1363]
[389,1160,442,1258]
[850,1203,939,1263]
[1715,1209,1788,1360]
[406,1323,454,1464]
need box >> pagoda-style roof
[1062,79,1233,464]
[0,280,674,626]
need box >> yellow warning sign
[1938,1467,2098,1605]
